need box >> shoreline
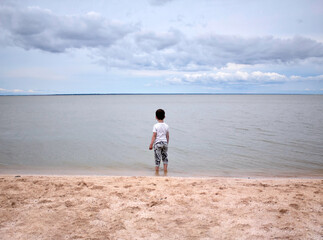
[1,175,322,239]
[1,173,323,180]
[1,166,322,179]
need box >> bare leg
[163,164,168,173]
[155,166,159,176]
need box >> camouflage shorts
[154,142,168,166]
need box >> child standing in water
[149,109,169,174]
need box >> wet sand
[0,175,322,239]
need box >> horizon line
[1,92,322,96]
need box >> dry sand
[0,175,322,240]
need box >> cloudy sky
[0,0,323,94]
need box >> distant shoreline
[1,93,323,96]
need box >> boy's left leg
[154,143,163,172]
[161,143,168,172]
[163,164,168,172]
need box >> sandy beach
[0,175,322,240]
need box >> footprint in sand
[294,193,305,200]
[111,192,124,198]
[124,206,141,213]
[239,197,252,205]
[279,209,288,214]
[77,182,88,187]
[289,203,299,210]
[39,199,52,204]
[148,201,160,207]
[261,223,274,232]
[65,200,74,207]
[235,223,251,230]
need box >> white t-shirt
[153,122,169,143]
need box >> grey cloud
[96,30,184,70]
[0,6,52,36]
[148,0,175,6]
[0,6,136,52]
[135,30,182,51]
[188,35,323,67]
[98,33,323,71]
[1,5,323,70]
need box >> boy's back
[153,122,169,144]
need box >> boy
[149,109,169,173]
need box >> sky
[0,0,323,94]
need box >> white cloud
[166,71,322,86]
[290,75,323,81]
[220,63,252,71]
[251,71,287,81]
[0,88,37,94]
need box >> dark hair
[156,109,165,120]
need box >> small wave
[260,139,291,147]
[259,132,276,137]
[235,127,249,131]
[222,143,246,148]
[255,127,272,133]
[0,162,10,166]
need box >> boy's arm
[166,131,169,144]
[149,132,157,150]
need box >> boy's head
[155,109,165,120]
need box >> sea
[0,94,322,178]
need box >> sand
[0,175,322,240]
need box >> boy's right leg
[161,144,168,173]
[163,164,168,172]
[154,143,162,172]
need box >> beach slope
[0,176,322,239]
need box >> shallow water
[0,95,322,177]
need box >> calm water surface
[0,95,322,177]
